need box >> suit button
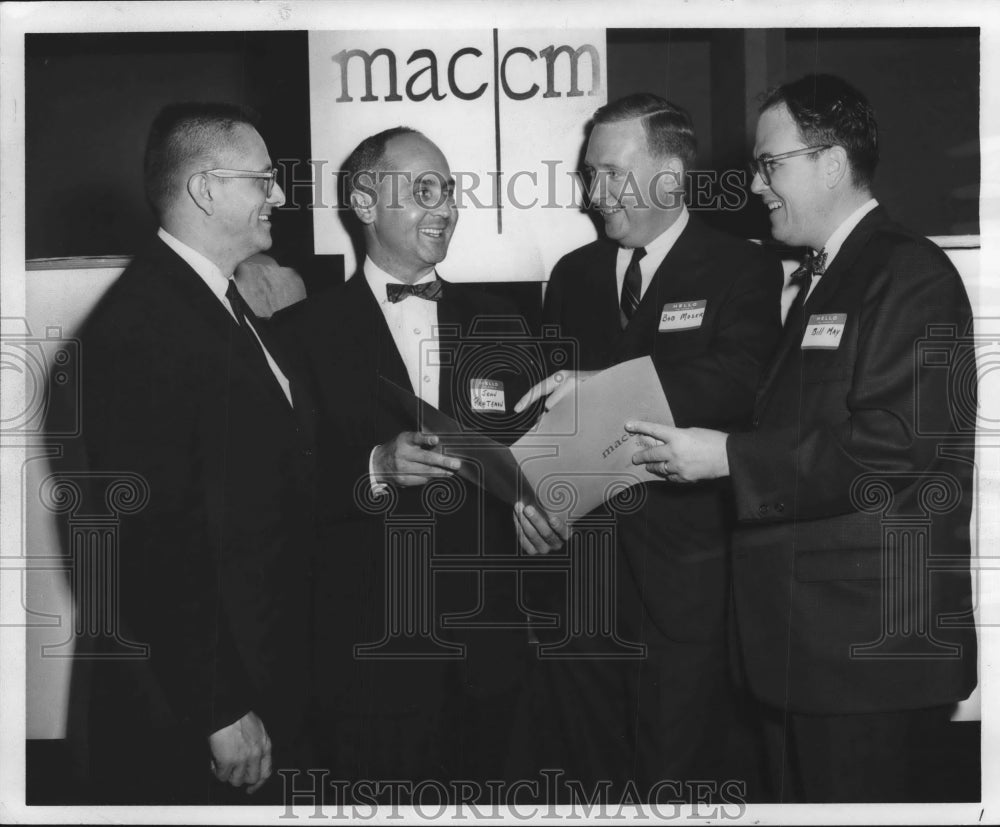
[775,502,785,513]
[752,415,760,427]
[758,504,769,515]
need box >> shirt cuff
[369,446,389,496]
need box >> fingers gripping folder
[377,355,673,524]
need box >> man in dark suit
[283,127,535,798]
[628,75,978,802]
[514,95,783,797]
[77,103,315,803]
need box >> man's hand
[209,710,272,795]
[372,431,461,487]
[513,501,569,555]
[514,370,600,414]
[626,421,731,483]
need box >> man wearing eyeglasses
[277,127,536,800]
[512,94,783,798]
[78,102,315,803]
[627,75,977,802]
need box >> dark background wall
[25,32,320,275]
[26,28,979,285]
[606,28,979,239]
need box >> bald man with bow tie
[279,127,539,800]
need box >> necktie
[784,249,827,329]
[620,247,646,328]
[226,278,273,370]
[386,279,444,303]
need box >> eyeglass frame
[747,145,833,187]
[193,168,279,197]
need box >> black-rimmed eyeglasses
[195,168,279,197]
[747,145,832,187]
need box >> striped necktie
[620,246,646,328]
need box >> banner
[308,29,607,281]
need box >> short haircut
[591,94,697,169]
[759,74,879,188]
[341,126,420,204]
[143,102,260,220]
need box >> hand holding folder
[377,356,673,526]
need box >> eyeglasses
[195,168,279,197]
[747,145,832,187]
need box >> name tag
[470,378,506,412]
[801,313,847,349]
[659,300,707,332]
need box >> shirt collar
[364,257,437,305]
[636,204,689,261]
[157,227,232,305]
[820,198,879,267]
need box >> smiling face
[361,132,457,283]
[583,118,681,250]
[750,103,832,249]
[212,123,285,262]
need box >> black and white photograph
[0,0,995,822]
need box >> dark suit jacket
[727,207,978,714]
[77,238,317,799]
[543,215,783,643]
[280,273,537,779]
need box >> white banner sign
[308,29,607,282]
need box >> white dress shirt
[363,257,443,491]
[805,198,879,301]
[363,257,441,408]
[615,204,690,302]
[157,227,293,406]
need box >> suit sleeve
[655,251,784,429]
[82,311,253,736]
[271,301,378,523]
[727,240,973,523]
[541,259,569,345]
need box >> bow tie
[386,279,444,303]
[789,249,828,288]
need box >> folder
[377,356,673,522]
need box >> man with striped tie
[627,75,978,802]
[513,94,783,799]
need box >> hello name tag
[659,300,707,332]
[801,313,847,349]
[470,378,506,412]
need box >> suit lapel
[147,238,237,336]
[436,279,463,418]
[148,239,291,408]
[616,215,705,359]
[594,242,625,343]
[754,207,891,410]
[345,274,413,394]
